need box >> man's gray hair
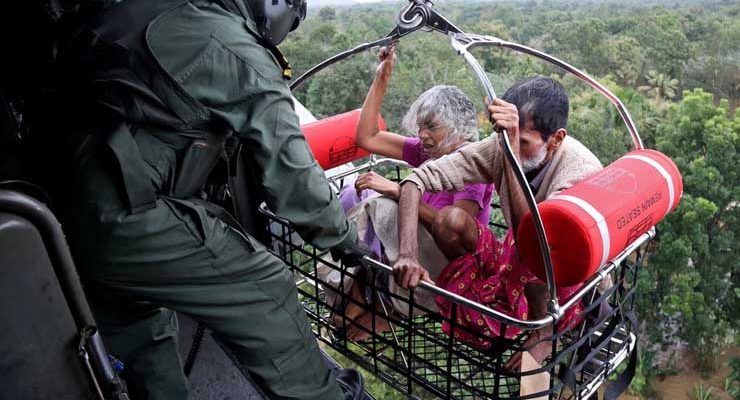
[401,85,479,145]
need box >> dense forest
[281,0,739,398]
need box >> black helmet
[247,0,307,45]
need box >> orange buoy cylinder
[301,109,386,170]
[517,149,683,287]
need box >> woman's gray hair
[401,85,479,145]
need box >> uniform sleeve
[402,135,503,194]
[188,22,356,249]
[238,80,357,249]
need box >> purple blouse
[402,138,494,226]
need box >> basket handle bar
[257,195,653,330]
[449,33,644,151]
[449,33,646,316]
[282,0,649,330]
[327,157,410,184]
[290,0,462,91]
[450,37,559,314]
[360,228,653,331]
[361,257,556,330]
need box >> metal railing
[289,0,647,321]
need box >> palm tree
[638,70,679,100]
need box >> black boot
[335,367,365,400]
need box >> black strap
[84,0,210,129]
[557,309,638,396]
[335,368,365,400]
[74,0,222,214]
[106,123,157,214]
[265,45,293,80]
[603,311,638,400]
[556,313,620,393]
[184,323,207,377]
[559,361,578,395]
[518,276,625,357]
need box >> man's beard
[521,144,548,173]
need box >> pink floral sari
[435,222,582,348]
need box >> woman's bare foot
[346,310,391,341]
[332,279,369,328]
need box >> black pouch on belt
[172,132,228,199]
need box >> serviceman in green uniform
[54,0,366,399]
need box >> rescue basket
[255,0,680,398]
[259,158,649,399]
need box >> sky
[311,0,401,6]
[309,0,477,7]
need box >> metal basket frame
[290,0,646,321]
[260,170,646,398]
[267,1,656,397]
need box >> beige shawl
[317,195,448,317]
[404,134,603,228]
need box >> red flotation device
[301,109,386,170]
[517,149,682,287]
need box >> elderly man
[393,76,602,367]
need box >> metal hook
[385,0,464,40]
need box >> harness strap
[74,0,227,214]
[556,310,639,399]
[267,45,293,80]
[603,311,638,400]
[128,44,209,129]
[84,0,209,129]
[106,123,157,214]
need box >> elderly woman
[336,45,494,339]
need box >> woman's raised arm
[356,44,406,159]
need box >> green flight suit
[62,1,356,399]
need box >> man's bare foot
[508,282,553,372]
[346,310,391,341]
[505,328,553,372]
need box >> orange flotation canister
[301,109,386,170]
[516,149,683,287]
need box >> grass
[692,384,717,400]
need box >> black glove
[335,367,365,400]
[321,347,365,399]
[330,240,374,268]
